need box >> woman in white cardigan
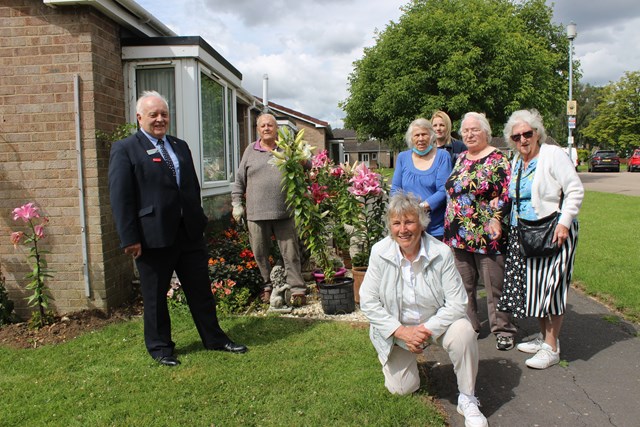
[360,192,487,427]
[497,109,584,370]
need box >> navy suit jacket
[108,130,207,249]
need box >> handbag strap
[515,158,563,216]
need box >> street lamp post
[567,22,577,164]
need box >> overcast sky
[134,0,640,128]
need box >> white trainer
[517,335,560,354]
[525,342,560,369]
[457,394,488,427]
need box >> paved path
[424,287,639,427]
[579,171,640,196]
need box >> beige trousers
[379,318,478,396]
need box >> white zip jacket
[359,233,468,366]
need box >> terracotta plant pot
[351,266,367,304]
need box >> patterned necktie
[157,139,176,178]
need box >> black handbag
[515,163,563,257]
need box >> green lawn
[1,314,445,426]
[573,191,640,322]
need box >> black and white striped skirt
[498,221,579,318]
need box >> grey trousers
[452,248,517,337]
[247,218,306,295]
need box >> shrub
[0,264,15,326]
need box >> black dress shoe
[155,355,181,366]
[212,341,248,354]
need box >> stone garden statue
[269,265,293,313]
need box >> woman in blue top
[391,118,452,239]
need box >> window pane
[136,68,176,135]
[201,73,226,182]
[227,86,234,181]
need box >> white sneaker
[525,342,560,369]
[457,394,488,427]
[517,335,560,354]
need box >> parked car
[588,150,620,172]
[627,149,640,172]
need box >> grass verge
[1,313,445,426]
[573,191,640,323]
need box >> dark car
[588,150,620,172]
[627,149,640,172]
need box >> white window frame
[123,50,241,198]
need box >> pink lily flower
[12,202,40,222]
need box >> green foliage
[546,82,602,149]
[0,264,16,326]
[207,226,265,298]
[577,148,590,164]
[0,315,445,426]
[95,122,137,149]
[581,71,640,153]
[166,225,266,314]
[215,286,251,316]
[272,128,338,282]
[342,0,569,143]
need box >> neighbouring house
[255,98,337,157]
[331,128,394,168]
[0,0,270,317]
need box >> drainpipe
[74,75,91,297]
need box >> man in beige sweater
[231,113,307,306]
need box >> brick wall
[297,122,328,153]
[0,0,134,317]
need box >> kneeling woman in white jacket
[360,192,487,427]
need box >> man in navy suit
[108,91,247,366]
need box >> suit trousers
[135,223,229,358]
[247,218,306,294]
[379,318,479,396]
[452,248,517,337]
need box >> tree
[581,71,640,155]
[547,82,601,150]
[341,0,571,146]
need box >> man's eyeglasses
[510,130,534,143]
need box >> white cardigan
[512,143,584,229]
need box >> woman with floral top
[444,112,517,351]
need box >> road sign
[568,116,576,129]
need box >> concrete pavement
[422,287,640,427]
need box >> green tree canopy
[341,0,570,150]
[581,71,640,154]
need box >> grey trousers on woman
[452,248,517,337]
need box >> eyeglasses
[510,130,534,143]
[461,128,482,136]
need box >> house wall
[0,0,133,317]
[296,122,327,153]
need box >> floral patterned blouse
[444,150,511,254]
